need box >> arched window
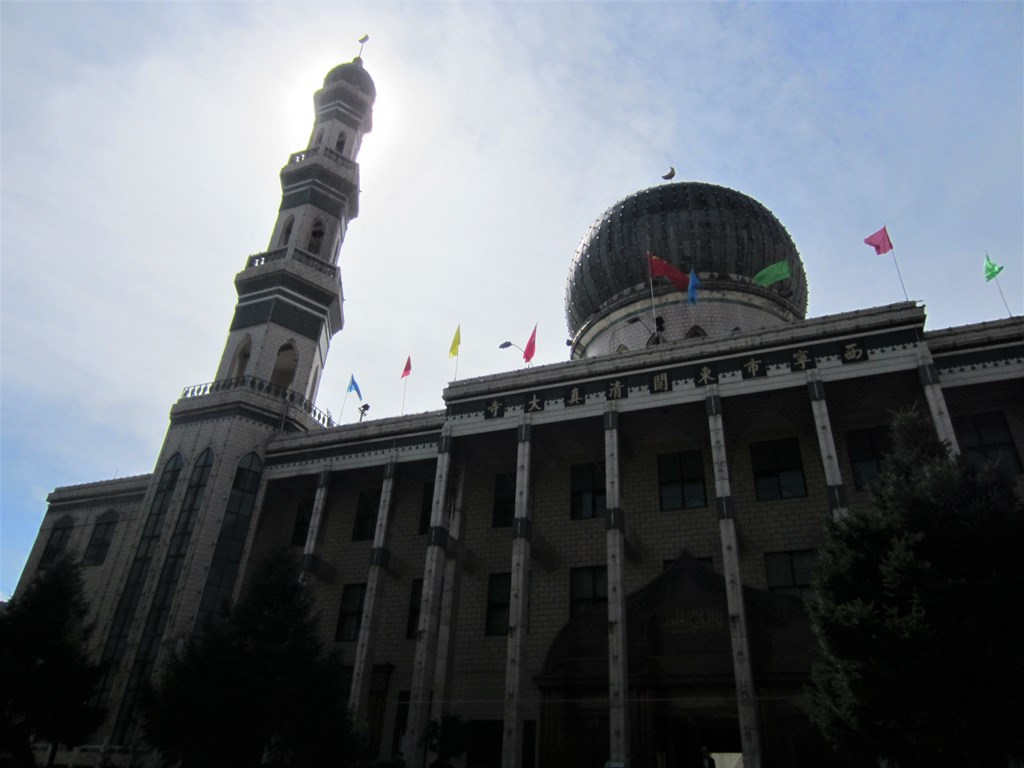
[335,132,346,154]
[314,128,324,146]
[113,447,214,742]
[229,336,252,380]
[40,515,74,568]
[269,342,298,389]
[97,453,183,710]
[307,220,325,255]
[195,452,264,634]
[685,325,708,339]
[278,215,294,246]
[83,510,119,566]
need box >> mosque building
[15,56,1023,768]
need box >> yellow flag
[449,324,461,358]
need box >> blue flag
[688,268,701,304]
[347,375,362,401]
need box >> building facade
[15,58,1024,768]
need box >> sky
[1,1,1021,598]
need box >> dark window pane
[750,438,806,501]
[353,490,379,541]
[571,463,605,520]
[765,549,816,599]
[956,412,1021,473]
[658,451,706,510]
[493,473,516,528]
[336,583,366,641]
[569,566,607,619]
[419,482,434,535]
[486,573,511,636]
[406,579,423,639]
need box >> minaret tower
[213,56,377,406]
[96,58,376,745]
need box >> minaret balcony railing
[245,247,337,278]
[287,146,357,173]
[180,375,335,428]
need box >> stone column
[350,460,399,719]
[502,421,534,768]
[705,386,762,768]
[406,429,454,768]
[301,469,331,571]
[431,463,466,718]
[917,352,960,455]
[806,374,848,519]
[604,408,630,765]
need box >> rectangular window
[82,518,117,566]
[290,499,312,548]
[569,565,607,619]
[570,463,606,519]
[765,550,816,599]
[335,583,366,641]
[352,491,379,541]
[419,482,434,535]
[485,573,511,636]
[750,438,807,500]
[492,473,516,528]
[846,426,891,490]
[956,411,1022,473]
[406,579,423,639]
[657,451,707,509]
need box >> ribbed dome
[565,182,806,338]
[324,57,376,99]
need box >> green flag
[984,253,1004,282]
[753,259,792,287]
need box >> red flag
[864,226,893,255]
[648,253,690,293]
[523,324,537,363]
[401,356,412,378]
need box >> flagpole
[339,389,350,420]
[454,352,459,381]
[401,377,408,415]
[890,246,909,302]
[994,275,1013,317]
[646,254,659,343]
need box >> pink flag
[401,356,412,378]
[523,324,537,363]
[864,226,893,255]
[648,253,690,293]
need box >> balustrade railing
[180,375,335,428]
[245,248,287,269]
[291,248,337,277]
[245,247,337,278]
[287,146,357,173]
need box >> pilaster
[502,421,534,768]
[705,387,762,768]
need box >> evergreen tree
[140,551,367,768]
[0,555,107,767]
[809,408,1024,767]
